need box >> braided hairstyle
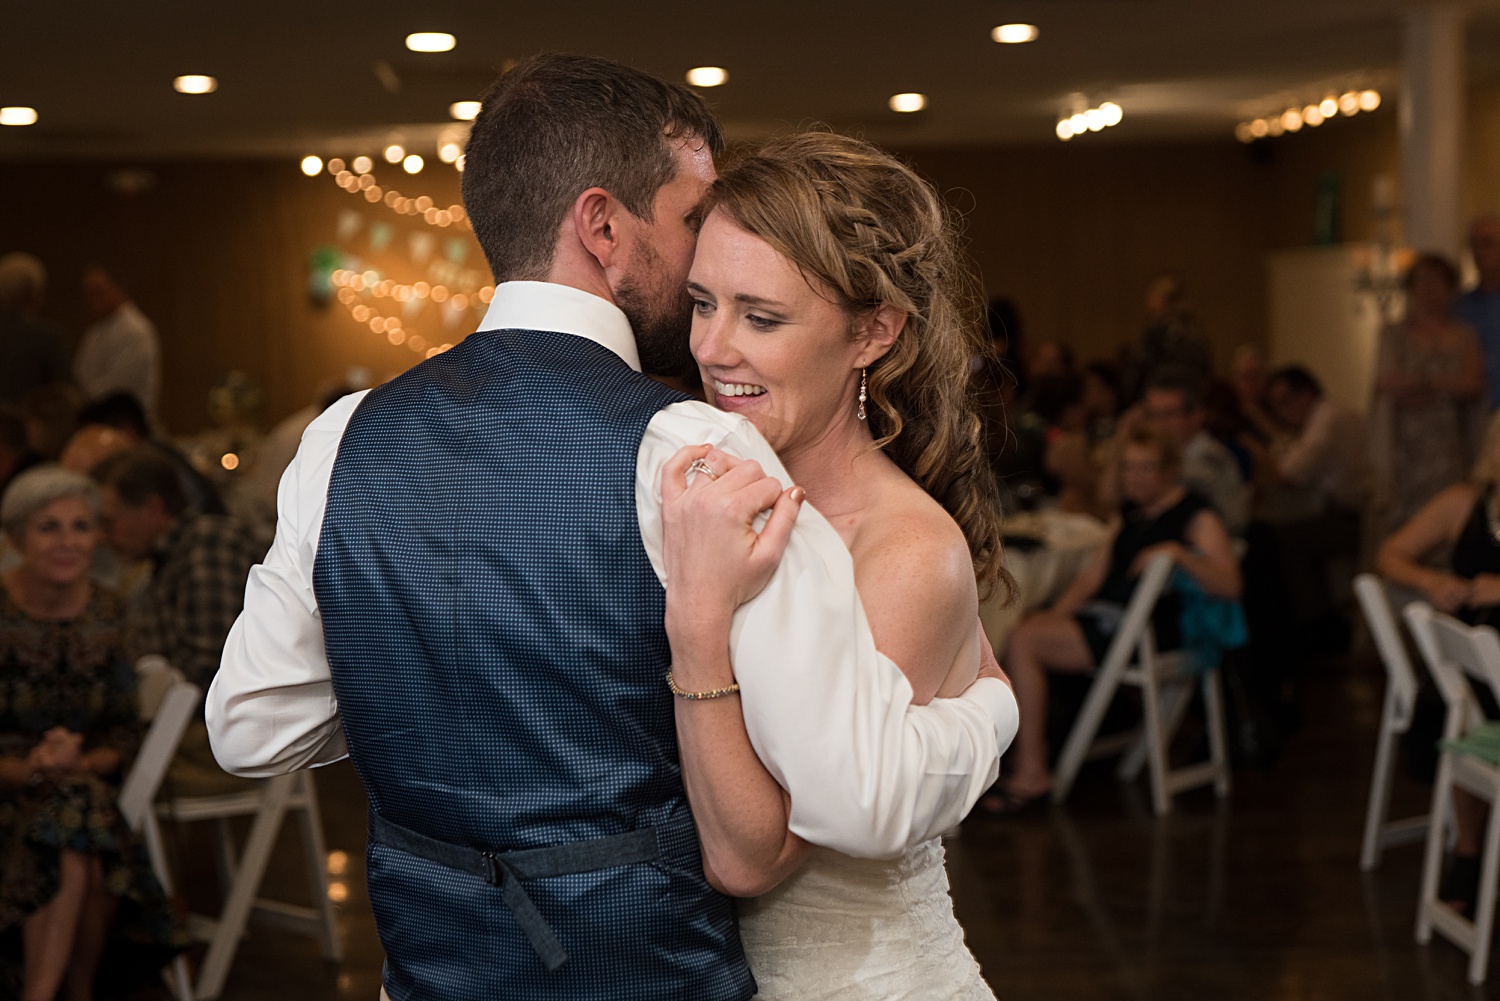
[703,132,1011,601]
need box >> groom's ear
[855,304,907,366]
[571,187,623,269]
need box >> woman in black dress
[0,466,182,1000]
[1377,411,1500,913]
[996,424,1242,810]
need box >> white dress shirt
[208,281,1019,859]
[74,301,161,418]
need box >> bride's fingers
[752,486,805,567]
[661,444,713,504]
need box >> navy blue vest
[314,329,754,1001]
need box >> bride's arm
[660,445,812,896]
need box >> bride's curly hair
[703,131,1011,602]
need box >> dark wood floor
[154,651,1500,1000]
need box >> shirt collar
[475,281,640,372]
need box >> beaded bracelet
[666,672,741,701]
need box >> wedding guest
[1123,273,1211,403]
[92,448,263,796]
[1458,214,1500,407]
[1249,366,1371,661]
[74,268,161,424]
[1372,253,1484,534]
[61,392,225,515]
[19,383,85,461]
[0,466,182,999]
[1376,410,1500,915]
[0,407,40,496]
[1229,343,1279,442]
[1113,368,1250,535]
[1081,361,1122,445]
[1026,340,1075,384]
[995,425,1240,809]
[0,253,68,408]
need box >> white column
[1401,4,1467,257]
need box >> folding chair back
[1051,552,1231,815]
[1355,575,1430,869]
[118,666,199,1001]
[1355,575,1420,725]
[1409,604,1500,984]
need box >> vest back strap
[368,812,665,972]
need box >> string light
[351,155,373,174]
[1236,85,1383,142]
[888,93,926,113]
[1056,100,1122,141]
[317,163,470,230]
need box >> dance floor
[150,650,1500,1001]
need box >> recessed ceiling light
[300,156,324,176]
[888,92,927,113]
[449,101,481,121]
[173,75,218,95]
[686,66,728,88]
[0,106,38,126]
[992,23,1039,44]
[405,32,455,53]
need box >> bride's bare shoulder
[851,480,979,702]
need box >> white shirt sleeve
[206,391,369,776]
[638,400,1019,859]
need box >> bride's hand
[660,444,805,643]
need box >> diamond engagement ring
[687,458,719,481]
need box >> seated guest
[0,406,39,495]
[0,466,182,999]
[1261,365,1370,621]
[1380,412,1500,622]
[1229,343,1279,443]
[19,383,84,462]
[1376,411,1500,916]
[995,425,1242,810]
[1109,368,1250,534]
[1081,360,1123,445]
[0,253,68,409]
[91,448,263,794]
[61,392,226,515]
[1031,374,1103,517]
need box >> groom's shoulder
[650,398,765,450]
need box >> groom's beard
[617,244,696,381]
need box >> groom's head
[462,53,723,378]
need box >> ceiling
[3,0,1500,161]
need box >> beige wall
[4,78,1497,434]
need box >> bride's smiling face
[688,209,884,456]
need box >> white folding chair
[119,661,200,1001]
[1407,603,1500,984]
[1050,552,1232,817]
[1354,574,1431,870]
[158,768,343,1000]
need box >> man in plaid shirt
[93,446,264,792]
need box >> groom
[208,53,1017,1001]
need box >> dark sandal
[1440,854,1481,917]
[973,784,1050,818]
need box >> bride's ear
[855,304,906,366]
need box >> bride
[660,131,1008,999]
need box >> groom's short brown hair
[462,53,724,284]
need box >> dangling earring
[857,368,868,421]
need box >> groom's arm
[640,401,1018,859]
[206,392,369,776]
